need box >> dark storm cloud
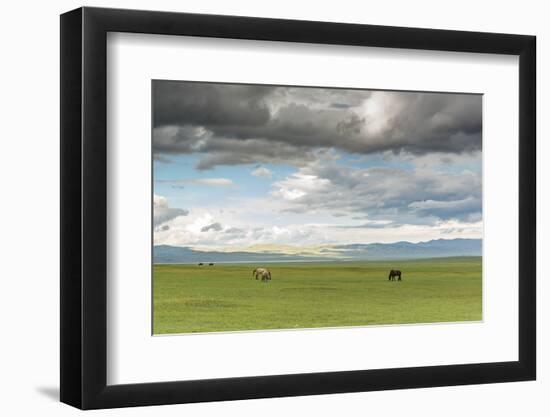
[193,140,316,170]
[153,81,273,128]
[153,81,482,169]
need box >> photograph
[152,81,483,335]
[55,4,538,411]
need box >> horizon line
[154,236,482,250]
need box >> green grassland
[153,257,482,334]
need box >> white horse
[252,267,272,282]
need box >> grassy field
[153,257,482,334]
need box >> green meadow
[153,257,482,334]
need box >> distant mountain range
[154,238,481,263]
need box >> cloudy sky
[153,81,482,250]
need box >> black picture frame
[60,6,536,410]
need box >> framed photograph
[60,7,536,409]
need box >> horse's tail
[252,268,256,276]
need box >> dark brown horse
[388,270,402,281]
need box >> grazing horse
[253,267,272,282]
[388,269,402,281]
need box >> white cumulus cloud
[251,166,273,178]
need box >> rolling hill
[153,238,481,263]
